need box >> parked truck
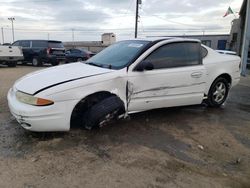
[0,45,23,67]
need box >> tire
[51,61,59,66]
[77,58,83,62]
[32,57,41,66]
[7,61,17,67]
[207,77,229,107]
[82,96,125,129]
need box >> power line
[0,0,61,3]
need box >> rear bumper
[0,56,24,62]
[7,88,77,132]
[44,55,65,63]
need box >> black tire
[7,61,17,67]
[83,96,125,129]
[32,57,41,66]
[51,61,59,66]
[207,77,229,107]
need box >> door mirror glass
[135,61,154,71]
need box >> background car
[12,40,65,66]
[65,48,95,63]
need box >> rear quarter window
[32,41,47,48]
[201,46,208,58]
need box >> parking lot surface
[0,65,250,188]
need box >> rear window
[48,42,64,48]
[32,41,47,48]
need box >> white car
[7,38,241,132]
[0,45,23,67]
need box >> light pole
[71,28,75,47]
[8,17,15,42]
[1,27,4,44]
[134,0,142,38]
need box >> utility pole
[1,27,4,44]
[47,33,50,40]
[241,0,250,76]
[8,17,15,42]
[135,0,142,38]
[72,29,74,42]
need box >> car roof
[14,40,62,43]
[122,37,200,43]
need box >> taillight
[47,48,51,55]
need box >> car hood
[15,63,113,95]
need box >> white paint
[0,45,23,62]
[7,38,241,132]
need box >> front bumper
[7,88,77,132]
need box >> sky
[0,0,244,43]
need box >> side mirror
[135,61,154,71]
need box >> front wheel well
[70,91,124,128]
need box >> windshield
[86,40,150,69]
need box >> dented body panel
[7,38,241,131]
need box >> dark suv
[12,40,65,66]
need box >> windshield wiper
[85,62,103,68]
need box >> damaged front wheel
[82,96,125,130]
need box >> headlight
[16,91,54,106]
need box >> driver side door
[127,41,206,112]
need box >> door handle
[191,72,203,78]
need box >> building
[180,34,230,50]
[229,0,249,75]
[63,33,116,53]
[229,19,243,54]
[63,41,107,53]
[148,34,230,50]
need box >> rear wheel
[32,57,41,66]
[51,61,59,66]
[207,77,229,107]
[82,96,125,130]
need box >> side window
[201,47,208,58]
[144,42,201,69]
[20,41,30,48]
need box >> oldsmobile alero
[7,38,241,131]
